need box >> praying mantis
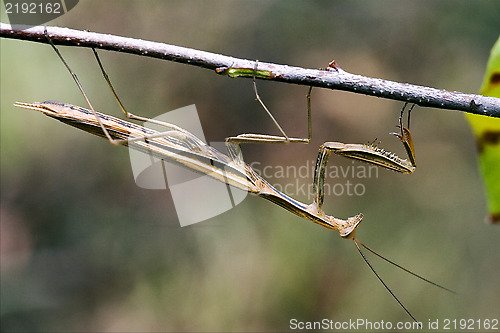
[14,30,453,325]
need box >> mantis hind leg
[225,61,312,145]
[45,27,208,149]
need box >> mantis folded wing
[15,101,363,238]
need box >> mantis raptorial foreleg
[311,102,416,212]
[319,103,417,177]
[220,60,417,174]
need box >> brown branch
[2,23,500,117]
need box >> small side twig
[1,23,500,117]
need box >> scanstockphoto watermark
[249,160,379,200]
[128,104,379,227]
[289,318,423,331]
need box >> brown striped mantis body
[14,30,453,325]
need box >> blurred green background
[1,1,500,332]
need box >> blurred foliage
[466,36,500,223]
[1,1,500,332]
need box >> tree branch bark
[2,23,500,118]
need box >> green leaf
[465,35,500,223]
